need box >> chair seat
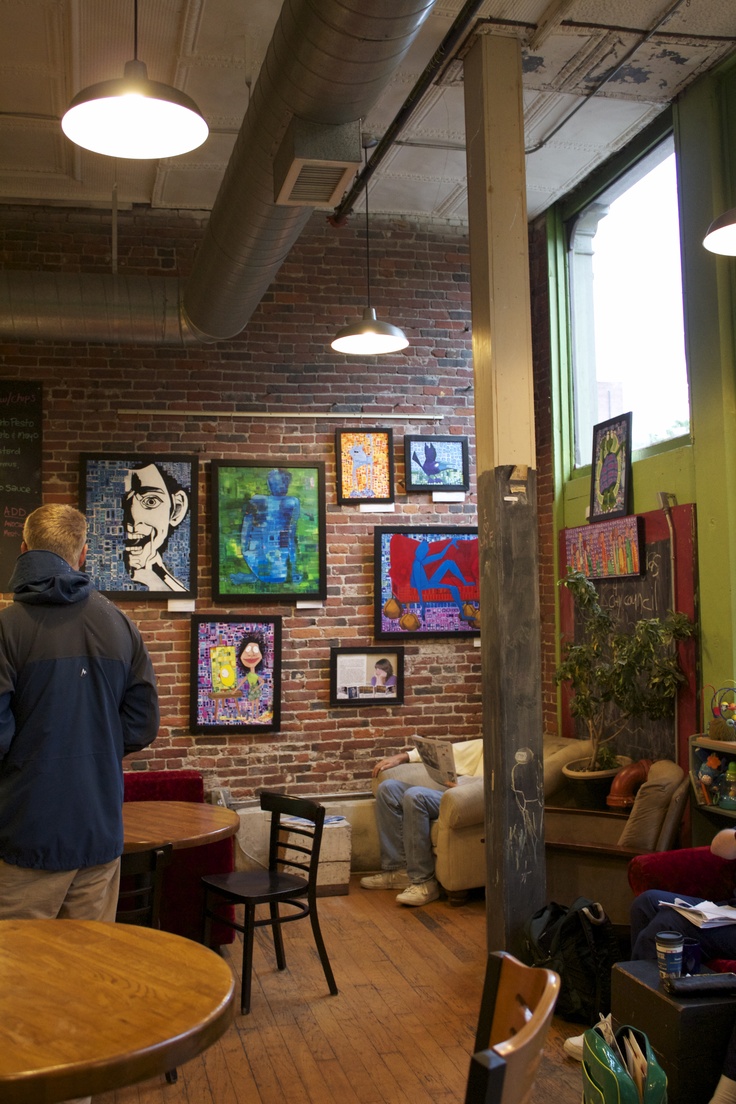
[202,869,308,904]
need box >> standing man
[0,503,159,922]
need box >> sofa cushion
[542,736,595,798]
[618,760,684,851]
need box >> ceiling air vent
[274,118,361,208]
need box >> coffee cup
[656,930,684,978]
[682,936,702,975]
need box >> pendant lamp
[61,0,208,160]
[703,207,736,256]
[331,147,408,356]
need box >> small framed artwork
[330,646,405,706]
[564,516,643,579]
[404,435,469,492]
[190,615,281,733]
[211,460,326,602]
[589,413,632,522]
[335,428,394,504]
[80,454,197,598]
[374,526,480,639]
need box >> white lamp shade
[331,307,409,355]
[703,206,736,256]
[62,59,208,160]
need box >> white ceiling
[0,0,734,222]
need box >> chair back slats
[262,791,326,890]
[116,845,173,928]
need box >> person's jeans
[374,778,443,883]
[630,889,736,962]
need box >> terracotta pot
[560,755,633,809]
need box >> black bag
[521,897,620,1023]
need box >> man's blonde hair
[23,504,87,567]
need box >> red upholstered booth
[628,846,736,972]
[123,769,235,947]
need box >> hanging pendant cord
[133,0,139,60]
[363,147,371,312]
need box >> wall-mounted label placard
[0,382,42,591]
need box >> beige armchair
[371,762,485,905]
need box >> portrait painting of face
[80,454,198,598]
[191,616,281,733]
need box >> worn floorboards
[95,875,584,1104]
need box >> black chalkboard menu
[0,381,42,591]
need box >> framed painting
[212,460,326,602]
[330,646,405,706]
[404,434,469,492]
[564,516,643,579]
[374,526,480,639]
[190,615,281,733]
[79,453,197,598]
[335,428,394,504]
[589,413,632,522]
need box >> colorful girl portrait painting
[190,616,281,733]
[374,527,480,639]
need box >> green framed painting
[211,460,326,602]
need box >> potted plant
[555,570,694,797]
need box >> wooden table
[0,918,235,1104]
[123,799,240,852]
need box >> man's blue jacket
[0,550,159,870]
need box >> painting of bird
[411,443,456,484]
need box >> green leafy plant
[555,570,695,771]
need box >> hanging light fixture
[703,207,736,256]
[61,0,208,160]
[331,144,408,356]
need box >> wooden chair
[201,790,338,1015]
[116,845,178,1084]
[465,951,560,1104]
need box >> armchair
[628,846,736,971]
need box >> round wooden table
[122,799,240,852]
[0,918,235,1103]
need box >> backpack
[521,897,620,1023]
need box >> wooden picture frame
[211,460,326,602]
[404,434,469,492]
[589,413,632,522]
[335,428,394,504]
[330,646,405,706]
[374,526,480,639]
[190,614,282,733]
[79,453,198,598]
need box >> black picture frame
[79,453,198,599]
[335,428,394,505]
[190,614,282,734]
[211,460,327,602]
[589,412,633,522]
[329,646,405,706]
[374,526,480,639]
[404,434,469,492]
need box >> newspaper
[412,736,457,786]
[659,898,736,928]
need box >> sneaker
[360,869,411,890]
[563,1013,614,1061]
[395,879,440,906]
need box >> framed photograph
[335,428,394,504]
[589,413,632,522]
[564,516,643,579]
[211,460,326,602]
[190,615,281,733]
[404,434,469,492]
[330,647,405,706]
[80,454,197,598]
[374,526,480,639]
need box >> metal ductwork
[0,0,437,346]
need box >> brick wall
[0,205,483,800]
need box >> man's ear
[20,540,28,554]
[169,490,189,529]
[78,544,88,569]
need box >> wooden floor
[96,876,584,1104]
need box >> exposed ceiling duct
[0,0,437,346]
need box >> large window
[567,134,689,467]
